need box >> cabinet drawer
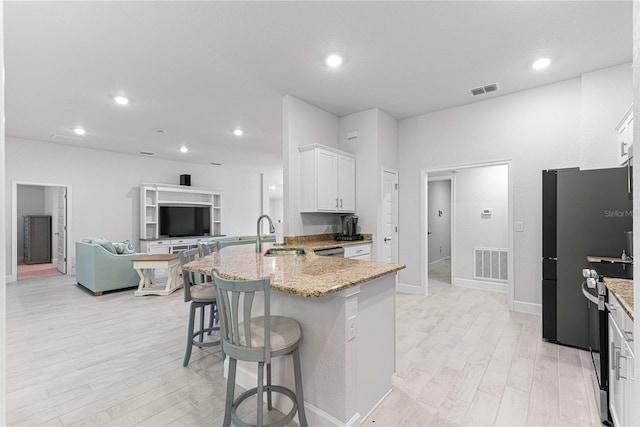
[344,244,371,258]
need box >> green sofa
[75,241,143,295]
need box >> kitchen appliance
[582,260,632,424]
[337,215,363,241]
[314,247,345,257]
[542,167,632,349]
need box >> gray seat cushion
[239,316,301,351]
[190,283,216,301]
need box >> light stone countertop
[604,278,634,320]
[183,241,405,298]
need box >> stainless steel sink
[264,249,305,257]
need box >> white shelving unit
[139,183,222,248]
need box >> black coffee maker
[337,215,363,241]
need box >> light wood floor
[6,275,600,426]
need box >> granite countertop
[183,242,405,298]
[604,277,634,320]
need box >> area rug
[17,261,63,280]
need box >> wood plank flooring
[6,274,600,426]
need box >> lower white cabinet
[344,244,371,261]
[608,291,635,427]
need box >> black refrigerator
[542,167,632,349]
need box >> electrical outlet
[347,316,357,341]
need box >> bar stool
[212,272,308,427]
[197,241,219,257]
[179,248,220,367]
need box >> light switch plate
[516,221,524,232]
[347,316,357,341]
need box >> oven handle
[581,281,600,305]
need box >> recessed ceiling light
[325,54,343,68]
[73,127,86,135]
[179,146,188,153]
[234,129,244,136]
[532,58,551,70]
[211,162,222,166]
[113,96,129,105]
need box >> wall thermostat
[481,208,492,218]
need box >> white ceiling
[4,1,633,172]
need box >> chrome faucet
[256,214,275,252]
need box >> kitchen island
[184,243,405,427]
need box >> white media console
[139,183,221,254]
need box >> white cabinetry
[141,237,209,255]
[608,291,635,427]
[299,144,355,213]
[139,183,221,240]
[344,243,371,261]
[617,104,634,165]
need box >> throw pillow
[124,239,136,253]
[112,242,128,254]
[92,238,117,254]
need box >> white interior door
[56,188,67,274]
[381,170,398,263]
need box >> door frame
[10,181,72,282]
[427,174,455,284]
[421,159,514,309]
[379,167,399,263]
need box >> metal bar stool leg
[198,305,205,343]
[183,302,196,367]
[267,363,273,410]
[293,347,308,427]
[257,361,264,427]
[224,357,237,427]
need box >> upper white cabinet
[617,104,633,165]
[299,144,356,213]
[140,183,221,240]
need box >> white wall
[282,95,341,236]
[427,179,451,263]
[1,3,7,421]
[43,186,61,263]
[5,137,263,278]
[453,165,508,281]
[399,64,633,306]
[16,185,45,261]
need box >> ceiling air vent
[469,82,500,97]
[139,151,155,156]
[50,134,81,144]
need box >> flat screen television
[159,206,211,237]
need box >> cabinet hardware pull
[611,342,617,371]
[340,199,343,208]
[615,349,621,380]
[336,198,339,208]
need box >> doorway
[12,182,70,282]
[427,176,453,289]
[422,161,514,309]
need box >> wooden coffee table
[132,254,183,296]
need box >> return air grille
[473,247,508,282]
[469,83,500,97]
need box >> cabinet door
[609,314,624,427]
[316,150,339,211]
[338,155,356,212]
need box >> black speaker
[180,174,191,186]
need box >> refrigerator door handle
[544,257,558,261]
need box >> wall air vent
[50,134,81,144]
[469,82,500,97]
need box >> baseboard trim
[454,278,507,293]
[360,388,392,424]
[226,360,362,427]
[513,300,542,315]
[396,282,422,294]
